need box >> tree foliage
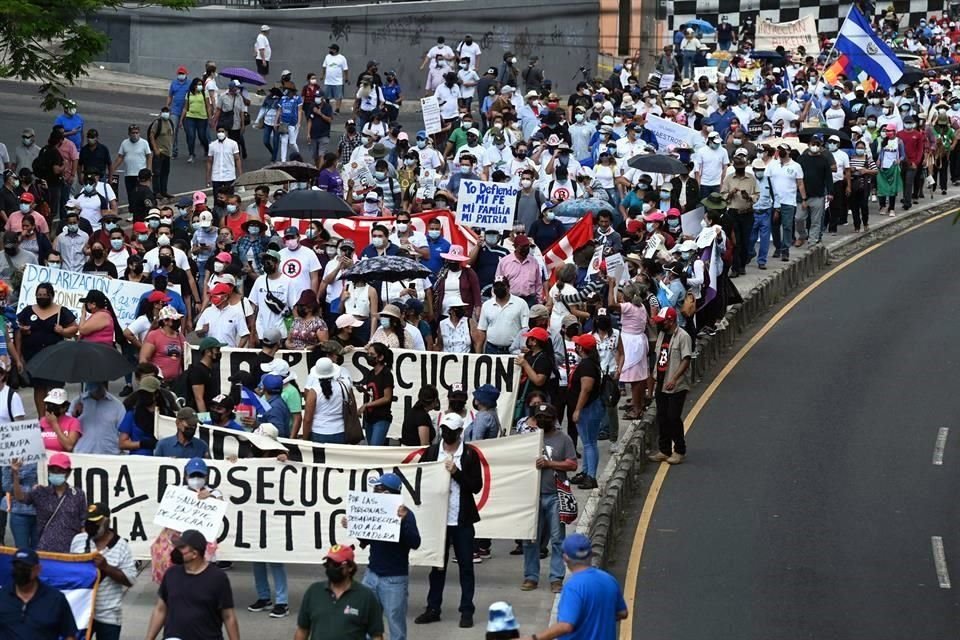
[0,0,195,110]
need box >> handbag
[276,122,290,134]
[555,472,579,524]
[599,373,621,408]
[338,381,364,445]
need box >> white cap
[310,358,340,380]
[260,24,271,31]
[261,358,295,383]
[198,210,213,226]
[44,388,69,405]
[440,413,465,431]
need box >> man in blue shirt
[166,65,191,159]
[257,374,292,438]
[154,407,209,459]
[423,217,451,276]
[522,533,628,640]
[0,548,78,640]
[54,101,84,149]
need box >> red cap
[645,211,666,223]
[210,283,233,297]
[523,327,550,342]
[132,222,149,233]
[572,333,597,350]
[626,218,644,234]
[49,452,72,470]
[652,307,678,324]
[513,234,531,248]
[323,544,355,563]
[216,251,233,263]
[147,291,172,303]
[177,65,188,74]
[19,192,34,204]
[666,207,681,218]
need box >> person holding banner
[11,453,87,553]
[0,547,79,640]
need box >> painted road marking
[933,536,951,589]
[619,207,960,640]
[933,428,948,466]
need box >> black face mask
[12,565,32,587]
[170,548,184,565]
[91,249,104,260]
[36,296,52,308]
[129,263,143,274]
[183,427,197,440]
[159,256,173,269]
[264,261,278,275]
[325,564,347,583]
[210,409,226,423]
[440,426,460,444]
[154,277,168,290]
[493,284,508,298]
[448,399,466,412]
[84,521,104,538]
[447,262,461,272]
[4,247,16,256]
[538,417,556,431]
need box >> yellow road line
[619,207,959,639]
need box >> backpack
[167,367,193,409]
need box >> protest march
[1,1,957,638]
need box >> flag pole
[809,3,855,125]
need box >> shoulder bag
[338,381,364,445]
[556,472,579,524]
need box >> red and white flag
[542,213,595,274]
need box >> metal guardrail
[194,0,418,7]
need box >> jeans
[778,204,796,255]
[10,513,38,549]
[362,571,409,640]
[365,419,389,446]
[682,51,696,78]
[253,562,288,605]
[577,398,604,478]
[750,208,772,266]
[600,401,620,441]
[483,343,512,355]
[262,125,280,162]
[427,523,476,615]
[152,154,170,195]
[91,621,122,640]
[655,390,688,455]
[311,432,346,444]
[523,493,565,583]
[183,117,209,157]
[731,210,754,273]
[700,184,719,200]
[718,40,732,51]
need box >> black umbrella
[898,64,928,86]
[342,255,433,283]
[262,161,320,182]
[798,127,852,147]
[27,341,133,383]
[748,51,786,61]
[267,189,355,219]
[627,154,688,175]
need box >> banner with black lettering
[53,454,450,566]
[192,347,521,440]
[155,416,543,540]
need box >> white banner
[193,346,521,441]
[155,416,544,540]
[755,15,819,52]
[680,206,705,237]
[643,114,701,152]
[0,420,45,464]
[693,66,718,84]
[455,180,518,231]
[56,453,451,566]
[421,96,442,135]
[347,491,402,543]
[153,485,230,541]
[17,264,180,328]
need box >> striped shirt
[70,532,137,625]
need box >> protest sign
[693,66,718,83]
[0,420,45,464]
[153,485,230,540]
[643,114,701,151]
[659,74,675,90]
[156,415,543,540]
[421,96,442,135]
[455,180,518,231]
[681,206,705,237]
[188,346,520,441]
[604,252,627,283]
[755,16,819,52]
[53,453,450,565]
[17,264,180,328]
[347,491,402,542]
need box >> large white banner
[194,347,521,441]
[17,264,179,328]
[643,114,701,151]
[156,415,543,540]
[755,16,819,52]
[55,453,451,566]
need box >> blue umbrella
[220,67,266,86]
[681,19,716,34]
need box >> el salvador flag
[834,6,904,89]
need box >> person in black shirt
[0,169,20,219]
[184,337,222,412]
[515,327,557,401]
[360,342,394,446]
[568,334,604,490]
[78,129,112,178]
[128,168,156,222]
[401,385,439,446]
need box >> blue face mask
[105,222,118,231]
[192,222,202,231]
[645,223,654,233]
[248,227,261,236]
[379,317,392,328]
[427,229,441,239]
[48,473,67,487]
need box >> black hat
[79,289,108,306]
[172,529,208,555]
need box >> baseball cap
[210,283,232,297]
[561,532,593,560]
[176,407,199,426]
[198,336,226,352]
[13,548,39,566]
[259,326,283,346]
[192,191,207,205]
[147,290,172,304]
[260,24,270,31]
[44,388,69,405]
[336,314,363,329]
[260,249,282,262]
[652,306,678,324]
[86,502,111,523]
[172,529,208,554]
[139,375,161,393]
[133,221,149,234]
[177,65,188,74]
[440,413,465,431]
[533,403,557,418]
[528,304,549,319]
[572,334,598,350]
[324,544,355,563]
[19,192,34,204]
[513,235,531,248]
[487,602,520,633]
[48,452,72,470]
[371,473,403,493]
[184,457,208,477]
[260,373,284,393]
[523,327,550,342]
[283,226,300,238]
[448,382,468,399]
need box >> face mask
[575,113,584,122]
[681,251,693,260]
[170,548,184,565]
[91,248,104,260]
[867,120,877,128]
[49,473,67,487]
[186,475,207,491]
[176,207,187,218]
[404,158,416,167]
[485,233,499,245]
[324,246,338,258]
[325,564,347,583]
[19,203,30,214]
[374,171,386,180]
[667,218,680,228]
[379,316,392,329]
[516,151,527,159]
[510,57,518,64]
[905,123,916,130]
[66,224,79,234]
[109,239,124,251]
[160,112,170,121]
[148,219,160,229]
[364,201,380,214]
[285,238,299,250]
[755,171,765,179]
[226,204,238,214]
[371,236,385,248]
[645,222,655,233]
[84,521,105,538]
[660,190,671,199]
[520,179,532,189]
[157,235,171,247]
[417,140,427,149]
[427,229,441,240]
[733,138,742,146]
[493,284,508,297]
[137,233,149,242]
[214,262,225,274]
[710,142,720,150]
[83,184,94,194]
[395,222,409,233]
[217,132,226,141]
[459,165,471,174]
[641,203,652,213]
[855,148,866,155]
[22,137,32,146]
[264,261,277,274]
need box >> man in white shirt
[477,276,529,354]
[456,35,482,69]
[206,126,241,193]
[279,226,321,294]
[767,143,806,262]
[693,131,729,197]
[110,124,152,203]
[75,174,117,230]
[143,225,191,272]
[321,43,350,113]
[197,283,250,347]
[435,74,462,121]
[249,249,297,339]
[414,131,445,170]
[424,37,455,71]
[254,25,272,81]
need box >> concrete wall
[94,0,603,95]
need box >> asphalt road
[0,81,423,200]
[630,213,960,639]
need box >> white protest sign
[455,180,518,231]
[643,114,701,151]
[153,485,230,540]
[0,420,45,464]
[681,206,705,237]
[694,67,718,84]
[755,15,819,53]
[347,491,402,542]
[54,453,451,565]
[17,264,180,328]
[156,416,544,540]
[421,96,442,135]
[659,74,675,90]
[604,252,626,283]
[585,245,604,278]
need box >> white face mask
[371,236,385,248]
[217,132,227,141]
[520,179,532,189]
[363,201,380,214]
[214,262,225,273]
[187,477,206,491]
[157,235,171,247]
[395,222,409,233]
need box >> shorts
[255,59,269,76]
[325,84,344,99]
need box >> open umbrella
[263,161,320,182]
[627,154,688,175]
[267,188,354,219]
[234,169,295,187]
[220,67,266,86]
[342,255,433,283]
[680,19,716,34]
[748,51,786,61]
[765,137,808,152]
[897,64,928,86]
[27,341,134,383]
[798,127,852,146]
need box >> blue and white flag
[835,6,904,89]
[0,547,99,639]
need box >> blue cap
[13,547,38,566]
[561,533,592,560]
[473,383,501,407]
[184,457,208,477]
[416,129,427,140]
[151,268,169,279]
[404,298,424,314]
[372,473,403,493]
[260,373,283,393]
[177,195,192,207]
[487,601,520,633]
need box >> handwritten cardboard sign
[455,179,518,231]
[153,485,229,540]
[0,420,44,464]
[347,490,402,543]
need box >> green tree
[0,0,195,110]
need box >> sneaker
[247,599,272,612]
[577,476,598,490]
[269,604,290,618]
[758,264,767,270]
[187,155,194,163]
[771,250,782,258]
[459,614,474,629]
[781,253,789,262]
[472,551,484,563]
[509,543,524,555]
[666,453,685,465]
[414,609,441,624]
[539,547,548,559]
[598,430,609,440]
[119,384,133,397]
[550,580,563,593]
[477,547,492,560]
[569,472,587,484]
[648,451,669,463]
[521,580,538,591]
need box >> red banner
[542,213,595,273]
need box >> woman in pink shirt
[40,388,82,452]
[140,305,186,380]
[607,277,651,420]
[77,289,123,347]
